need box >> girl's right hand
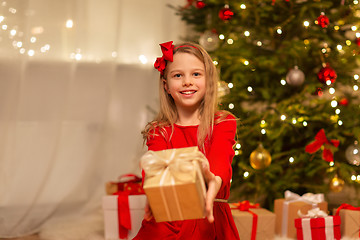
[144,200,153,221]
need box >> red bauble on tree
[317,64,337,84]
[356,38,360,46]
[219,5,234,21]
[339,98,349,106]
[317,12,329,28]
[196,0,206,9]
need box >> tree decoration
[305,129,340,162]
[199,30,220,51]
[250,143,272,169]
[196,0,206,9]
[317,64,337,84]
[339,98,349,106]
[286,66,305,86]
[219,5,234,21]
[313,87,323,97]
[356,37,360,47]
[345,141,360,166]
[329,175,345,192]
[317,12,329,28]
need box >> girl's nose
[182,76,193,86]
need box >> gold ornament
[330,175,345,192]
[250,143,272,169]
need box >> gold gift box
[141,147,207,222]
[274,198,328,239]
[230,204,276,240]
[336,209,360,239]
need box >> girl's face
[164,52,206,113]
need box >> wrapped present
[274,190,328,239]
[295,208,341,240]
[105,174,143,195]
[140,146,207,222]
[335,203,360,239]
[230,201,275,240]
[102,194,146,240]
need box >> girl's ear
[162,78,169,93]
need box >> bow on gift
[154,41,174,75]
[305,129,340,162]
[285,190,325,204]
[335,203,360,216]
[298,207,328,218]
[231,201,260,240]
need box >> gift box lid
[295,216,341,228]
[102,194,146,211]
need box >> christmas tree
[171,0,360,209]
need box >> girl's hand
[202,163,222,223]
[144,200,153,221]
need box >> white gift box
[102,194,146,240]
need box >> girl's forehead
[169,52,204,68]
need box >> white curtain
[0,0,187,237]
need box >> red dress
[133,115,240,240]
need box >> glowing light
[247,86,253,92]
[276,28,282,34]
[261,129,266,134]
[244,31,250,37]
[2,24,8,30]
[260,120,266,126]
[9,8,16,14]
[329,161,334,167]
[235,150,240,155]
[338,120,343,125]
[321,48,327,53]
[219,34,225,40]
[329,88,335,94]
[228,83,234,88]
[335,109,340,115]
[351,175,356,181]
[334,26,340,31]
[303,21,310,27]
[236,143,241,149]
[303,121,308,126]
[346,40,352,46]
[304,39,309,45]
[292,118,297,124]
[244,60,249,65]
[352,26,358,31]
[358,175,360,181]
[75,53,82,61]
[326,80,332,86]
[331,100,338,108]
[19,48,25,54]
[227,39,234,44]
[337,44,343,50]
[280,79,286,85]
[44,44,50,51]
[66,19,73,28]
[289,157,294,163]
[213,60,218,65]
[257,41,262,46]
[229,103,234,109]
[355,0,359,4]
[30,37,36,43]
[138,55,148,64]
[240,4,246,9]
[10,29,16,36]
[27,49,35,56]
[354,85,359,91]
[243,171,249,178]
[16,41,22,48]
[354,74,359,80]
[0,16,4,23]
[280,115,286,121]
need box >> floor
[1,235,40,240]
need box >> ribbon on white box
[281,190,325,237]
[299,216,335,240]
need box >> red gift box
[295,216,341,240]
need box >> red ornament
[313,87,323,97]
[339,98,349,106]
[356,38,360,46]
[317,13,329,28]
[219,5,234,21]
[317,64,337,84]
[196,0,206,9]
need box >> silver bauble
[199,30,219,52]
[345,141,360,166]
[286,66,305,86]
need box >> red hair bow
[154,41,174,75]
[305,129,340,162]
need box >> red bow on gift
[305,129,339,162]
[154,41,174,75]
[335,203,360,238]
[231,201,260,240]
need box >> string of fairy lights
[197,1,360,185]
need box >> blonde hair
[142,42,232,148]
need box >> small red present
[295,215,341,240]
[335,203,360,239]
[105,174,144,195]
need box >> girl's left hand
[202,163,222,223]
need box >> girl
[133,41,240,240]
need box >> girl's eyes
[174,73,182,78]
[172,72,202,78]
[193,72,200,77]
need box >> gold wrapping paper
[230,204,276,240]
[274,198,328,239]
[337,209,360,239]
[141,147,208,222]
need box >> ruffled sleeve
[206,115,236,198]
